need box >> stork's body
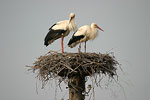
[68,23,104,52]
[44,13,76,54]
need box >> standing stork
[44,13,77,54]
[68,23,104,52]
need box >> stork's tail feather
[44,41,48,47]
[44,39,56,47]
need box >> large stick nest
[29,51,118,84]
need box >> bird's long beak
[97,26,104,32]
[69,17,73,23]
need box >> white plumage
[44,13,77,54]
[52,19,76,32]
[68,23,104,52]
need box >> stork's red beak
[97,26,104,32]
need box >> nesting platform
[29,51,118,85]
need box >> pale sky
[0,0,149,100]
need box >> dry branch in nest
[28,51,118,87]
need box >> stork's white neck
[89,25,98,40]
[68,18,77,32]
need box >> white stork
[68,23,104,52]
[44,13,77,54]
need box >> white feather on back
[73,24,98,41]
[74,25,90,36]
[52,20,69,30]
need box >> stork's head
[69,13,75,19]
[69,13,75,23]
[91,23,104,32]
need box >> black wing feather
[44,24,66,46]
[68,35,85,46]
[49,24,56,30]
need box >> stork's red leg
[61,35,64,54]
[84,41,86,53]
